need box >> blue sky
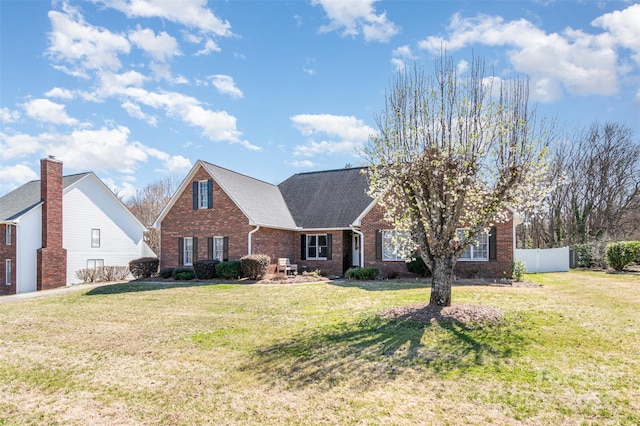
[1,0,639,199]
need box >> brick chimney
[37,156,67,290]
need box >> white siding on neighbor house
[63,175,146,284]
[16,207,42,294]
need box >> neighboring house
[155,160,516,278]
[0,157,154,295]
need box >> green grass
[1,271,639,425]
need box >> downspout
[351,226,365,268]
[247,225,260,255]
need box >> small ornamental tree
[363,54,552,306]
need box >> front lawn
[1,270,639,425]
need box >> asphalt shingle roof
[278,167,373,229]
[201,162,297,229]
[0,173,90,221]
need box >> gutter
[350,225,365,268]
[247,225,260,255]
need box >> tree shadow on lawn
[245,313,528,391]
[331,278,515,292]
[84,281,234,296]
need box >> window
[87,259,104,269]
[199,181,209,209]
[382,230,406,261]
[306,234,328,260]
[457,229,489,261]
[184,237,194,265]
[213,237,225,262]
[5,259,10,285]
[6,225,11,245]
[91,229,100,248]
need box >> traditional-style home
[155,160,516,278]
[0,157,153,295]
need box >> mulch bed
[381,303,505,326]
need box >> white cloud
[0,107,20,123]
[592,4,640,63]
[96,0,233,37]
[128,26,181,62]
[417,12,628,102]
[312,0,399,42]
[45,87,75,100]
[47,4,130,74]
[289,159,316,168]
[23,98,78,126]
[0,132,42,161]
[291,114,376,157]
[0,163,39,192]
[121,100,158,126]
[391,44,414,71]
[195,38,221,56]
[209,74,244,98]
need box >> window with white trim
[199,181,209,209]
[6,225,12,245]
[382,230,407,261]
[457,229,489,261]
[184,237,194,265]
[213,237,224,262]
[91,229,101,248]
[5,259,11,285]
[87,259,104,269]
[306,234,328,260]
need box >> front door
[352,234,361,267]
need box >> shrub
[75,268,102,283]
[193,259,219,280]
[511,259,527,282]
[103,266,130,281]
[129,257,159,279]
[159,268,174,279]
[345,267,379,280]
[240,254,270,280]
[216,261,242,279]
[172,267,195,280]
[606,241,640,271]
[574,243,597,268]
[174,270,195,280]
[406,255,430,277]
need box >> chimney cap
[41,155,62,163]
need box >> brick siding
[37,158,67,291]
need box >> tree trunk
[429,256,454,307]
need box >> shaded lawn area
[1,271,639,425]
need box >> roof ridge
[284,166,368,178]
[201,160,277,186]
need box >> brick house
[0,157,153,295]
[155,160,516,278]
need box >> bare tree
[520,122,640,249]
[126,177,180,256]
[363,55,551,307]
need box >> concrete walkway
[0,281,125,304]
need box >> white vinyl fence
[515,247,569,273]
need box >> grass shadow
[330,279,431,291]
[84,281,232,296]
[244,312,528,390]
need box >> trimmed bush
[216,261,243,279]
[406,255,430,277]
[129,257,159,279]
[172,267,195,280]
[193,259,219,280]
[574,243,597,268]
[511,259,527,282]
[606,241,640,271]
[240,254,270,280]
[159,268,174,279]
[345,267,379,280]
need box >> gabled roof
[0,173,89,222]
[278,167,373,229]
[200,161,297,229]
